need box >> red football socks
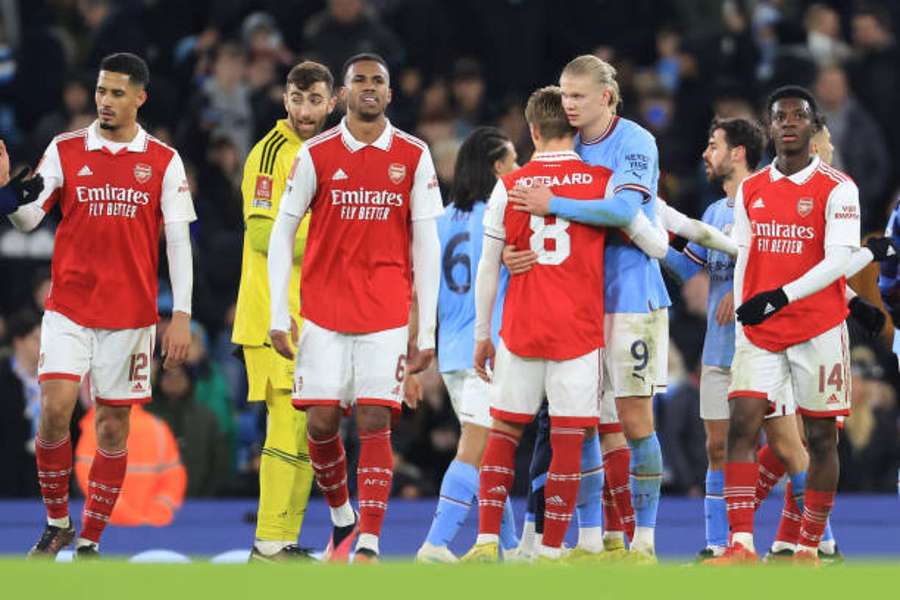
[308,433,350,508]
[36,436,73,520]
[80,447,127,543]
[357,428,393,536]
[724,462,758,535]
[798,489,835,550]
[478,429,519,536]
[755,444,786,508]
[542,427,583,548]
[603,446,635,541]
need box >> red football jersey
[35,123,196,329]
[483,151,612,360]
[734,157,860,351]
[280,119,443,334]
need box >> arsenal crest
[134,163,152,184]
[797,197,814,217]
[388,162,406,184]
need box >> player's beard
[351,97,383,122]
[98,120,118,131]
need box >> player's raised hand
[162,311,192,369]
[473,338,495,383]
[509,185,552,216]
[715,290,735,325]
[735,288,788,325]
[270,326,295,360]
[502,244,538,275]
[403,373,423,410]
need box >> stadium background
[0,0,899,558]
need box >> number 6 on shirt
[529,214,571,265]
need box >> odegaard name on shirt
[514,172,595,189]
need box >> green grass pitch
[2,560,899,600]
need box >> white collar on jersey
[531,150,582,162]
[86,120,149,153]
[769,155,820,185]
[339,117,393,152]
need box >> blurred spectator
[241,12,293,67]
[450,58,488,138]
[838,346,900,491]
[815,64,889,230]
[148,364,228,497]
[75,405,187,526]
[28,76,92,163]
[185,321,236,474]
[302,0,404,75]
[79,0,148,70]
[177,42,253,163]
[804,4,851,67]
[0,309,41,496]
[848,4,900,200]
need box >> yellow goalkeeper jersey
[232,119,310,347]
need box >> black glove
[865,237,898,262]
[849,296,886,337]
[736,288,789,325]
[669,234,689,252]
[0,167,44,215]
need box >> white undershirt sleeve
[783,245,853,302]
[268,146,317,333]
[474,235,504,341]
[161,152,197,224]
[623,210,668,259]
[412,217,441,350]
[844,247,874,279]
[659,198,738,256]
[164,221,193,314]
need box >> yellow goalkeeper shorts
[244,345,295,402]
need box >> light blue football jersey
[663,197,736,367]
[574,116,671,313]
[437,202,508,373]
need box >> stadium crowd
[0,0,898,505]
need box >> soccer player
[510,55,670,561]
[233,61,337,562]
[712,86,859,565]
[7,53,195,558]
[416,127,520,563]
[463,85,665,563]
[880,200,900,338]
[268,53,443,563]
[662,117,765,560]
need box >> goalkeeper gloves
[0,167,44,215]
[736,288,789,325]
[849,296,886,337]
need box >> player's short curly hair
[525,86,575,141]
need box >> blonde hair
[562,54,621,111]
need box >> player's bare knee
[356,405,391,433]
[38,408,71,441]
[804,419,837,461]
[95,406,131,449]
[706,437,726,466]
